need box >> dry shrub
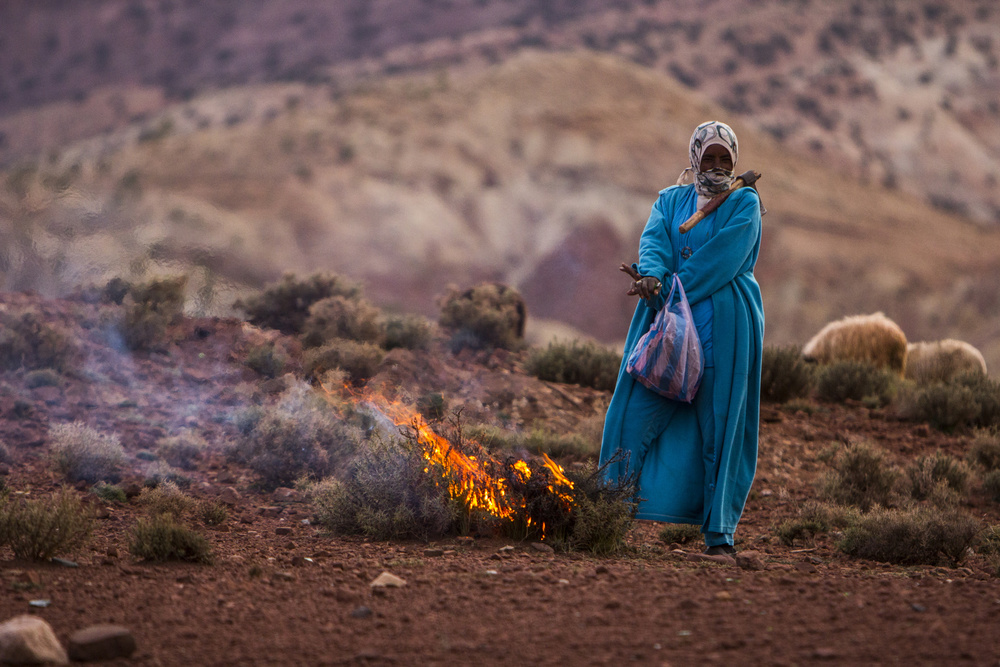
[91,482,127,503]
[659,523,702,545]
[155,431,207,471]
[775,501,857,546]
[143,461,192,488]
[906,452,970,503]
[198,500,229,526]
[821,442,901,510]
[0,489,93,561]
[137,482,197,519]
[968,428,1000,471]
[982,470,1000,503]
[563,458,638,556]
[302,295,383,348]
[525,339,621,392]
[24,368,61,389]
[0,309,79,372]
[523,427,601,461]
[302,339,384,384]
[439,282,526,351]
[815,360,897,405]
[312,437,456,541]
[244,343,288,378]
[760,344,814,403]
[234,272,360,334]
[0,440,11,465]
[894,373,1000,432]
[229,382,363,490]
[119,275,188,350]
[50,422,126,484]
[128,514,214,564]
[838,506,980,567]
[416,391,448,421]
[382,313,436,351]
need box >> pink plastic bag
[625,275,704,402]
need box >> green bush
[302,339,384,384]
[564,460,638,556]
[301,296,383,348]
[24,368,61,389]
[143,461,191,488]
[313,437,456,540]
[119,275,188,350]
[968,428,1000,471]
[198,500,229,526]
[229,382,363,490]
[0,489,93,561]
[92,482,127,503]
[815,361,896,405]
[0,309,79,372]
[382,313,436,351]
[955,373,1000,429]
[775,501,857,546]
[820,442,901,510]
[137,482,197,519]
[416,392,448,421]
[760,344,814,403]
[155,432,207,471]
[128,514,214,563]
[439,282,526,351]
[525,339,621,392]
[234,272,360,334]
[838,506,980,567]
[244,343,287,378]
[49,422,126,484]
[895,374,1000,432]
[659,523,702,545]
[906,452,970,502]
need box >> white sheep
[802,312,908,376]
[905,339,988,384]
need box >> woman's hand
[628,276,662,299]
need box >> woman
[600,120,764,556]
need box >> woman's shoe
[703,544,737,557]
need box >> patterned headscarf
[677,120,739,198]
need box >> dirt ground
[2,291,1000,666]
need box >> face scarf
[677,120,739,199]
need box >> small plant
[659,523,702,545]
[525,339,622,392]
[24,368,61,389]
[775,501,857,546]
[820,441,901,510]
[301,296,383,348]
[49,422,126,484]
[92,482,127,503]
[564,459,638,556]
[143,461,192,489]
[523,428,601,461]
[968,428,1000,471]
[815,361,896,405]
[244,343,288,378]
[416,392,448,421]
[0,309,79,372]
[906,452,970,502]
[439,282,526,351]
[198,500,229,526]
[982,470,1000,503]
[155,432,207,471]
[382,313,436,351]
[119,275,188,350]
[234,272,360,334]
[0,440,10,465]
[894,381,980,432]
[0,489,93,561]
[128,514,214,563]
[759,345,814,403]
[302,339,384,384]
[838,506,980,567]
[137,481,197,518]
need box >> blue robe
[600,183,764,539]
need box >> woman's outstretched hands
[620,263,662,299]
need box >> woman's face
[699,144,734,172]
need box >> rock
[735,550,766,571]
[274,526,292,536]
[714,591,733,601]
[530,542,555,554]
[273,487,301,502]
[687,553,736,567]
[218,487,241,506]
[67,625,136,662]
[350,606,373,619]
[794,561,818,574]
[259,507,283,518]
[0,615,69,665]
[423,549,444,558]
[216,470,237,484]
[369,572,406,588]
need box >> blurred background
[1,0,998,370]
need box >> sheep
[801,312,908,376]
[904,339,988,385]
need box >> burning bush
[301,295,383,348]
[119,275,188,351]
[302,339,385,384]
[760,344,815,403]
[0,488,93,561]
[0,308,79,372]
[234,272,361,334]
[838,506,980,567]
[49,422,127,484]
[129,513,214,564]
[438,282,526,351]
[229,382,364,490]
[525,339,621,392]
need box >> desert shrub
[229,382,364,490]
[523,428,601,461]
[0,309,78,372]
[24,368,61,389]
[143,461,191,488]
[463,423,521,453]
[91,482,127,503]
[978,525,1000,556]
[301,296,383,348]
[313,437,456,540]
[416,391,448,421]
[302,339,384,384]
[982,470,1000,502]
[128,513,214,563]
[563,460,638,555]
[525,339,621,392]
[102,277,131,305]
[0,489,93,561]
[244,343,287,378]
[906,452,970,502]
[198,500,229,526]
[137,481,197,518]
[119,275,188,350]
[815,360,896,405]
[968,428,1000,471]
[955,373,1000,429]
[49,422,126,484]
[775,501,858,546]
[821,442,901,510]
[759,344,814,403]
[659,523,702,545]
[0,440,10,465]
[838,506,980,566]
[234,272,360,334]
[895,380,981,432]
[382,313,436,351]
[155,431,207,470]
[439,283,526,351]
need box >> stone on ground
[67,624,136,662]
[0,615,69,665]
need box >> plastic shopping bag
[625,275,704,402]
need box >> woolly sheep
[904,339,988,385]
[801,312,908,375]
